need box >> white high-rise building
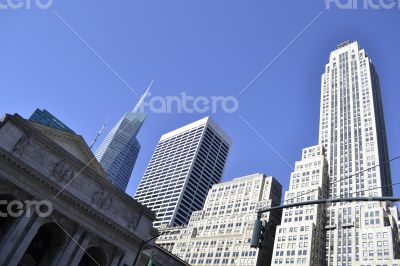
[156,173,282,266]
[271,145,328,266]
[135,117,231,228]
[320,41,400,265]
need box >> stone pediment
[28,120,109,180]
[0,114,158,246]
[0,114,175,265]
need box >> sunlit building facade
[156,173,282,266]
[135,117,231,228]
[271,145,328,266]
[319,41,400,265]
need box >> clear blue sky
[1,1,399,198]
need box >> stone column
[0,215,30,262]
[109,249,124,266]
[0,206,45,264]
[68,232,93,265]
[6,214,45,266]
[0,192,32,259]
[52,226,85,266]
[118,252,135,266]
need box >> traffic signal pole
[257,196,400,215]
[250,196,400,249]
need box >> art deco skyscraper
[95,86,150,191]
[320,41,400,265]
[271,145,328,266]
[135,117,231,228]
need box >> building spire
[132,80,153,113]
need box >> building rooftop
[160,116,232,144]
[29,108,75,134]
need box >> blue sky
[1,1,399,198]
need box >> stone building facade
[155,225,186,253]
[156,173,282,266]
[0,113,187,266]
[319,41,400,265]
[135,117,231,228]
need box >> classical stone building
[0,113,187,266]
[156,173,282,266]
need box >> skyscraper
[271,145,328,266]
[135,117,231,228]
[95,85,151,191]
[320,41,400,265]
[29,109,75,134]
[156,173,282,266]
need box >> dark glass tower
[29,109,75,134]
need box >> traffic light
[250,218,265,248]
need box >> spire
[132,80,153,113]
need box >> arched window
[19,222,65,266]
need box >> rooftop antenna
[90,115,111,150]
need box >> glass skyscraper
[135,117,232,228]
[95,87,150,191]
[29,109,75,134]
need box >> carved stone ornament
[12,134,30,156]
[127,215,138,231]
[51,160,75,183]
[91,189,112,210]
